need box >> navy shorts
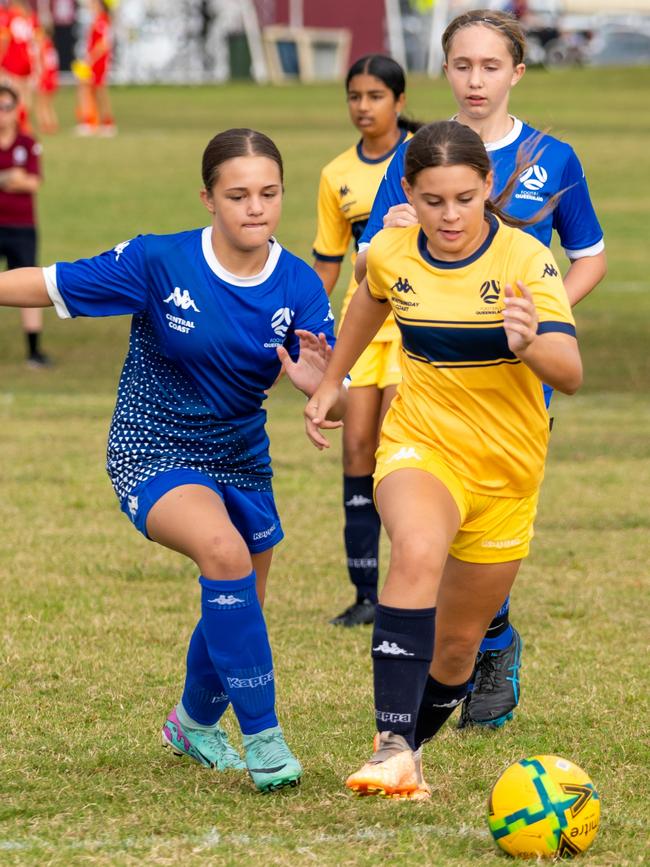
[119,469,284,553]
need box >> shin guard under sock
[371,604,436,749]
[343,475,381,603]
[199,572,277,735]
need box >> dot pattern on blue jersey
[107,315,271,499]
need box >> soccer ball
[487,755,600,858]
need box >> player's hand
[276,329,333,397]
[383,203,418,228]
[503,281,539,354]
[304,380,344,450]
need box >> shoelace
[475,652,500,692]
[250,732,290,765]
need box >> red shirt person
[0,84,49,366]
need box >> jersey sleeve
[43,235,150,319]
[312,170,350,262]
[523,246,576,336]
[365,231,391,302]
[552,148,604,259]
[358,145,408,251]
[285,264,337,361]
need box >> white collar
[201,227,282,286]
[450,115,523,152]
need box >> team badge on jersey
[339,184,350,198]
[480,279,501,304]
[519,164,548,191]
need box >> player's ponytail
[345,54,423,134]
[202,129,284,191]
[404,121,565,230]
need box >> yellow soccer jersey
[367,215,576,497]
[313,133,411,342]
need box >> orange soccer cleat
[345,731,431,801]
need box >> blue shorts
[119,469,284,553]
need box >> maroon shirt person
[0,83,49,366]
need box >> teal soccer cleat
[162,708,246,770]
[242,726,302,793]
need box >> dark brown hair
[345,54,422,134]
[202,128,284,191]
[404,121,563,230]
[442,9,526,67]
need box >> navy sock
[181,619,230,727]
[343,474,381,603]
[199,572,278,735]
[372,604,436,749]
[414,674,471,748]
[480,596,513,652]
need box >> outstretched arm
[277,329,347,422]
[304,280,390,448]
[0,268,51,307]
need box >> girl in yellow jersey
[305,121,582,800]
[312,55,420,627]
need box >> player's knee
[197,531,252,580]
[390,532,445,579]
[343,435,377,474]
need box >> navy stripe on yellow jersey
[398,319,515,366]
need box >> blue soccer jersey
[359,117,604,258]
[44,228,336,499]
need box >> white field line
[0,823,488,854]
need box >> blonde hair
[442,9,526,66]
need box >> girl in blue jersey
[355,9,606,730]
[305,121,583,801]
[312,55,420,628]
[0,128,347,794]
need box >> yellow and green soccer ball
[487,755,600,858]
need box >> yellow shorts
[349,338,402,389]
[374,441,539,564]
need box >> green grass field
[1,69,649,866]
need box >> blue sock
[372,604,436,749]
[181,620,230,727]
[414,674,471,748]
[480,596,513,652]
[199,572,278,735]
[344,475,381,603]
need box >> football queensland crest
[519,164,548,191]
[488,755,600,858]
[271,307,294,338]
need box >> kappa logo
[375,710,412,723]
[339,184,350,197]
[127,495,138,517]
[373,640,414,657]
[480,279,501,304]
[519,164,548,191]
[324,303,335,322]
[113,240,131,262]
[207,594,245,605]
[541,262,558,278]
[391,276,415,294]
[227,671,274,689]
[345,494,373,507]
[164,287,201,312]
[271,307,294,338]
[387,447,422,463]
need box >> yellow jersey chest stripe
[398,319,516,365]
